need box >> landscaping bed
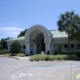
[0,50,26,57]
[29,54,78,61]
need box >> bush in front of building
[16,53,26,57]
[29,54,78,61]
[10,41,21,54]
[75,50,80,59]
[0,49,9,55]
[47,50,50,55]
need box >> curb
[9,56,20,60]
[0,55,19,60]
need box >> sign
[41,51,44,54]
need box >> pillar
[45,43,50,54]
[26,44,30,55]
[8,45,10,52]
[33,45,37,54]
[51,44,54,54]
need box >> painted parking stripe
[21,65,80,70]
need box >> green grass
[29,54,77,61]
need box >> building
[6,24,78,55]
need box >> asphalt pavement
[0,57,80,80]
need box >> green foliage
[0,37,12,50]
[3,53,12,56]
[0,50,9,54]
[29,54,77,61]
[0,44,2,50]
[57,11,80,51]
[75,50,80,58]
[16,53,26,57]
[10,41,21,53]
[18,29,28,37]
[0,39,7,49]
[47,50,50,55]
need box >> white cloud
[10,22,21,26]
[0,26,25,38]
[0,27,24,31]
[7,31,20,36]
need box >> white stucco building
[6,24,78,55]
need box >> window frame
[64,44,68,48]
[71,44,74,48]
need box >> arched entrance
[25,24,51,55]
[36,33,45,53]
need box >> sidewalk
[14,56,30,61]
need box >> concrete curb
[0,55,20,60]
[9,56,20,60]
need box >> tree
[0,39,7,49]
[0,37,12,50]
[57,11,77,52]
[10,41,21,53]
[0,41,2,50]
[70,14,80,49]
[18,29,28,37]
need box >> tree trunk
[68,32,70,52]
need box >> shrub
[45,56,50,61]
[67,55,77,60]
[75,50,80,59]
[0,50,9,54]
[10,41,21,53]
[53,55,63,60]
[29,54,78,61]
[16,53,26,57]
[47,50,50,55]
[29,57,34,61]
[4,53,12,56]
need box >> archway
[25,24,51,55]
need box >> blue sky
[0,0,80,39]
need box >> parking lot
[0,57,80,80]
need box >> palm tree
[57,11,76,52]
[70,14,80,49]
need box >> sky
[0,0,80,39]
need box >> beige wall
[7,36,78,53]
[53,44,78,52]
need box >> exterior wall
[51,38,78,52]
[7,37,78,54]
[52,38,77,44]
[7,40,25,52]
[54,44,78,52]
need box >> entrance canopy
[25,24,51,44]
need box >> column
[45,43,50,54]
[8,45,10,52]
[28,44,30,54]
[33,45,37,54]
[26,44,30,55]
[51,44,54,54]
[47,43,50,50]
[45,43,47,54]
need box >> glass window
[71,44,74,48]
[23,45,25,49]
[64,44,68,48]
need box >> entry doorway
[41,38,45,52]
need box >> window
[23,45,25,49]
[71,44,74,48]
[64,44,68,48]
